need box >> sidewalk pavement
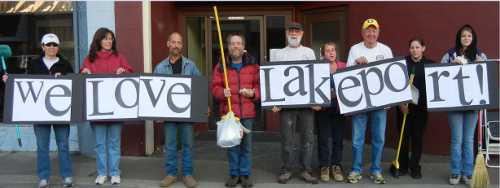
[0,139,498,188]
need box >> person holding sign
[345,18,393,184]
[211,33,260,188]
[389,38,434,179]
[316,42,347,182]
[80,28,133,185]
[155,32,201,188]
[272,22,319,184]
[440,24,487,185]
[2,33,74,188]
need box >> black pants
[280,109,315,172]
[316,107,345,168]
[396,105,428,170]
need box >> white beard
[287,36,302,47]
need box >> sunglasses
[44,43,59,47]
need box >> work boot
[159,176,177,187]
[225,176,240,187]
[183,176,197,188]
[331,165,345,182]
[320,167,330,182]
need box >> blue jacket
[154,56,201,76]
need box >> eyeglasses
[44,43,59,47]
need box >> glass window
[265,16,286,62]
[186,17,207,75]
[311,20,342,60]
[0,13,74,74]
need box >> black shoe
[240,176,253,188]
[389,164,408,178]
[225,176,240,187]
[410,166,422,179]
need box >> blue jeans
[34,124,72,180]
[449,111,478,176]
[351,109,387,174]
[92,122,122,176]
[164,123,194,176]
[227,119,253,176]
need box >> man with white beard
[271,22,319,184]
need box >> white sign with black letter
[11,78,72,121]
[260,60,331,108]
[138,76,191,118]
[85,75,139,120]
[425,62,498,111]
[332,57,412,115]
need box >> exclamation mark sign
[476,64,486,104]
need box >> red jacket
[80,51,133,74]
[211,54,260,119]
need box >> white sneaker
[38,179,49,188]
[111,176,121,185]
[63,177,73,187]
[95,176,107,185]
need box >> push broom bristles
[470,153,489,188]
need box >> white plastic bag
[216,112,250,148]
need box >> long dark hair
[88,27,118,62]
[408,37,425,47]
[454,24,478,61]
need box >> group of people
[1,17,488,188]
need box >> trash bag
[216,112,250,148]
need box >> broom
[471,110,489,188]
[0,45,22,147]
[390,73,415,178]
[213,6,250,148]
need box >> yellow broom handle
[395,74,416,161]
[213,6,232,113]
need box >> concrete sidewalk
[0,139,498,188]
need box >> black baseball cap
[287,22,303,30]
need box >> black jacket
[405,55,434,110]
[27,55,74,75]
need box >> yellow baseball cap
[362,18,379,30]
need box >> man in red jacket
[211,33,260,188]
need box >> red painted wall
[118,2,499,155]
[115,2,145,156]
[344,2,499,155]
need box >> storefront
[0,1,498,156]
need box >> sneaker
[300,171,319,184]
[38,179,49,188]
[370,172,387,184]
[410,166,422,179]
[320,167,330,182]
[462,175,472,185]
[331,165,345,182]
[277,170,292,184]
[225,176,240,187]
[347,171,362,184]
[110,176,121,185]
[63,177,73,187]
[240,176,253,188]
[449,174,460,185]
[183,176,197,188]
[160,176,177,187]
[95,176,107,185]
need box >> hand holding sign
[355,56,369,65]
[116,67,127,75]
[81,68,92,74]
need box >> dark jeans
[280,109,315,172]
[316,107,345,168]
[227,119,253,176]
[396,106,428,170]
